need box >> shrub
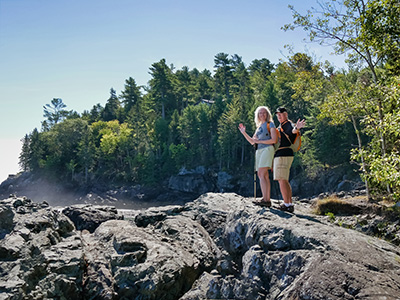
[314,196,363,215]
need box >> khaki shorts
[273,156,294,180]
[255,146,274,171]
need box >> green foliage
[361,0,400,75]
[102,88,121,122]
[272,62,296,108]
[120,77,142,121]
[284,0,400,200]
[148,59,176,119]
[218,99,244,170]
[214,53,234,101]
[168,143,188,173]
[325,212,336,222]
[42,98,70,131]
[19,134,30,172]
[313,120,354,166]
[351,77,400,200]
[178,104,213,168]
[283,1,379,72]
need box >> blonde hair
[254,106,273,127]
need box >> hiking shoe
[252,200,272,208]
[278,203,294,213]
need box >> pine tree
[148,59,176,119]
[102,88,121,121]
[42,98,69,131]
[214,53,234,101]
[120,77,142,119]
[19,134,30,172]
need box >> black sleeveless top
[275,120,296,157]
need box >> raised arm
[292,119,306,134]
[238,123,255,145]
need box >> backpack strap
[268,122,280,139]
[277,122,297,151]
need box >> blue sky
[0,0,347,182]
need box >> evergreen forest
[19,0,400,201]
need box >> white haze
[0,138,21,183]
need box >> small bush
[325,212,335,221]
[314,196,363,216]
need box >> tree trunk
[351,115,371,201]
[161,91,166,119]
[241,141,245,166]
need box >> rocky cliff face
[1,193,399,299]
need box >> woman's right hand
[238,123,246,133]
[239,123,256,145]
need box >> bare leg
[278,179,292,204]
[258,167,271,202]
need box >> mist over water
[0,174,193,211]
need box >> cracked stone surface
[1,193,400,299]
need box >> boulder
[62,204,123,233]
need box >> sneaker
[278,203,294,213]
[252,200,272,208]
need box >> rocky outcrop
[0,196,84,298]
[180,194,400,299]
[1,193,400,299]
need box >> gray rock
[0,204,14,238]
[62,204,123,233]
[290,178,301,196]
[179,193,400,300]
[168,173,216,194]
[2,193,400,299]
[134,205,184,228]
[0,196,83,299]
[86,216,219,299]
[337,180,353,192]
[217,171,233,192]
